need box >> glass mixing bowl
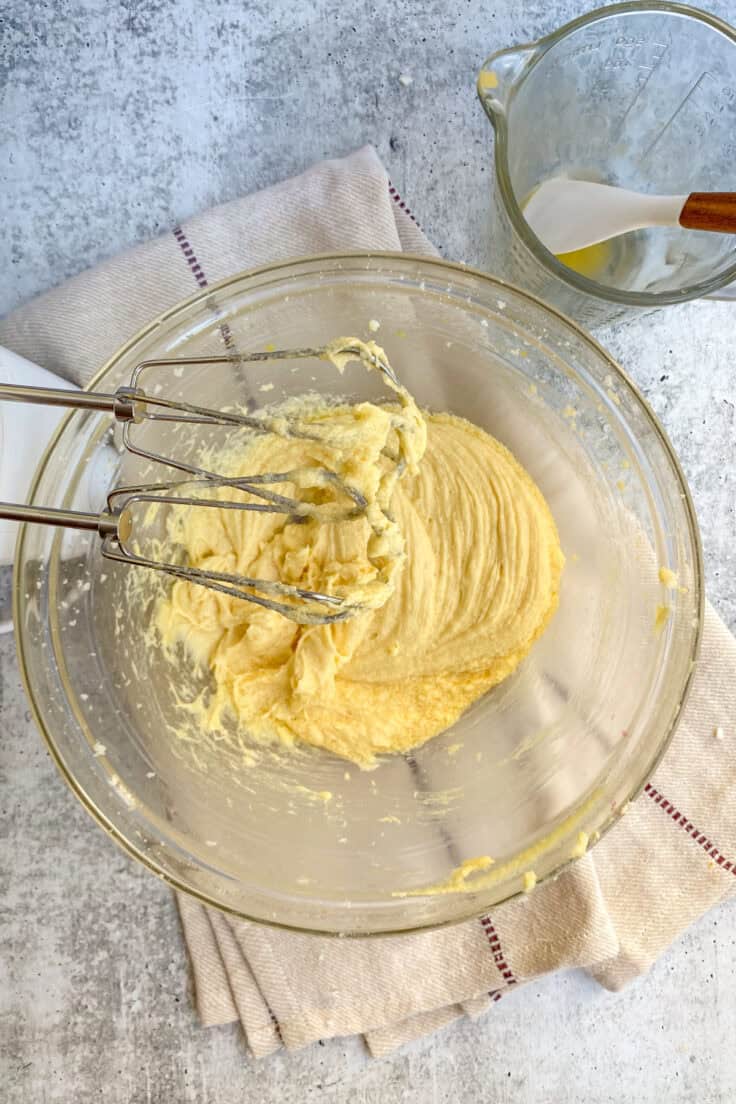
[15,254,702,934]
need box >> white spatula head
[523,179,687,256]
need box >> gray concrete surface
[2,1,736,1101]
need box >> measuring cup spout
[477,43,538,125]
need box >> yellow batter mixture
[157,341,564,768]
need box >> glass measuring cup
[478,2,736,327]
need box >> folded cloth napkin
[3,146,735,1058]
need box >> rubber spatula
[523,179,736,256]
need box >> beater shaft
[0,500,118,536]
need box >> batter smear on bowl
[157,339,564,768]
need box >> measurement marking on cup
[640,71,714,160]
[614,42,669,140]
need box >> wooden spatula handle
[679,193,736,233]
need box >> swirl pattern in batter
[157,344,564,768]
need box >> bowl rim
[14,250,705,935]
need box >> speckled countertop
[2,2,736,1101]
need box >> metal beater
[0,342,408,625]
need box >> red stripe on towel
[172,225,209,289]
[172,225,235,351]
[480,915,517,990]
[387,181,423,229]
[644,782,735,872]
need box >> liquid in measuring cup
[559,224,705,293]
[523,184,643,287]
[525,184,709,294]
[555,236,638,284]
